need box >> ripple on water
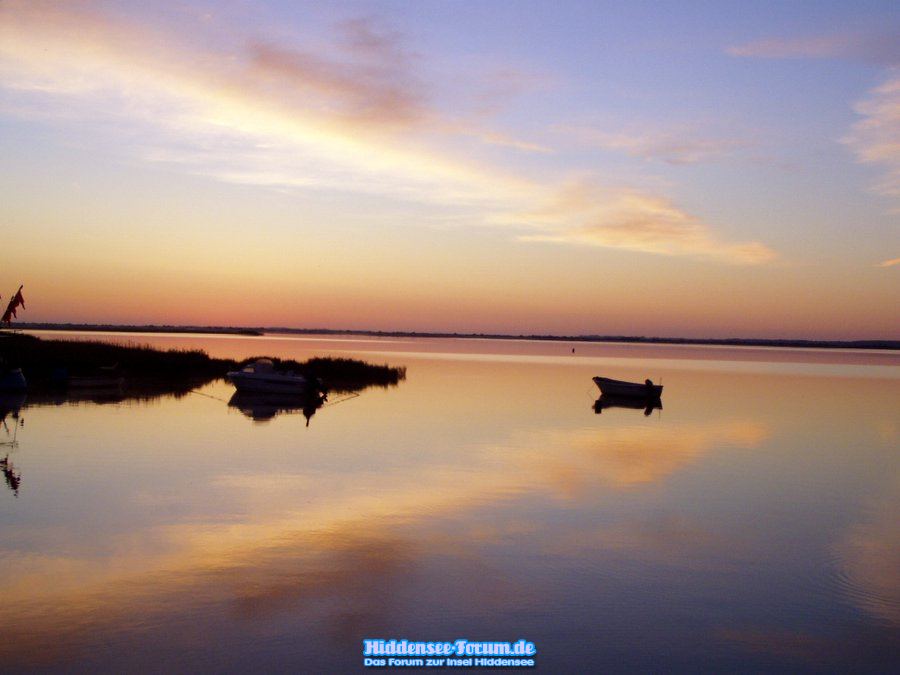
[827,547,900,628]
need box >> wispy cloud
[243,22,428,132]
[843,72,900,202]
[729,30,900,65]
[0,0,773,264]
[556,124,743,165]
[513,179,777,264]
[0,1,526,205]
[730,27,900,213]
[878,257,900,268]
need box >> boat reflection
[593,394,662,416]
[0,392,25,441]
[0,392,25,418]
[1,453,20,496]
[1,392,25,496]
[228,390,328,425]
[65,372,126,398]
[62,384,126,404]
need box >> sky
[1,0,898,340]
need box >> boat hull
[0,368,26,392]
[68,376,125,389]
[593,376,663,398]
[227,372,309,394]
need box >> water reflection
[61,384,126,404]
[0,524,420,672]
[521,420,769,494]
[25,383,183,407]
[1,392,24,496]
[832,477,900,627]
[0,391,25,431]
[228,390,329,425]
[1,454,20,495]
[593,394,663,416]
[1,335,899,672]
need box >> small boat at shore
[0,368,26,392]
[67,374,125,389]
[54,364,125,391]
[593,376,663,398]
[227,359,311,394]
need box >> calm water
[1,332,898,673]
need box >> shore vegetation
[0,333,405,397]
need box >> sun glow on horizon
[1,1,898,339]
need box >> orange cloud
[515,180,777,264]
[878,257,900,268]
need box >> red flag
[2,286,24,324]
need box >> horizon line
[11,322,900,351]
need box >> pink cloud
[556,125,743,165]
[729,30,900,65]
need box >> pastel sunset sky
[1,0,898,339]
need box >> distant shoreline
[16,323,263,337]
[13,323,900,351]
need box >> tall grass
[1,333,406,395]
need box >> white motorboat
[593,376,663,398]
[226,359,309,394]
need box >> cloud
[0,2,426,132]
[879,257,900,268]
[843,72,900,202]
[0,1,774,264]
[514,179,777,264]
[0,1,526,206]
[729,30,900,66]
[731,28,900,212]
[557,125,743,165]
[243,23,428,132]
